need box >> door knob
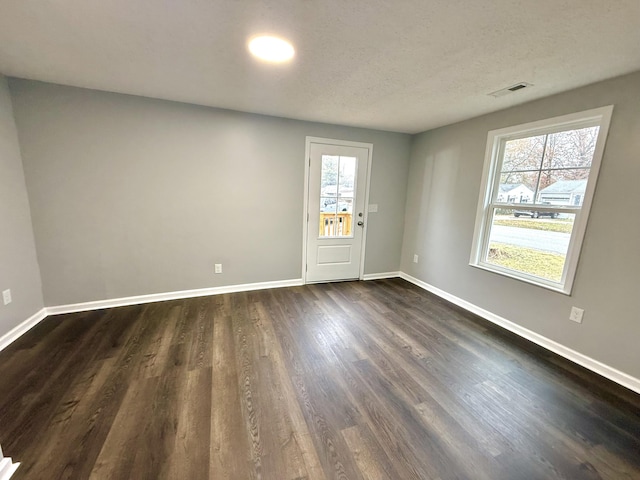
[357,221,364,226]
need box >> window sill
[469,262,571,295]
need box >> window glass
[319,155,355,237]
[485,209,576,283]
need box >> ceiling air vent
[488,82,533,98]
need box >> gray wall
[0,75,43,336]
[9,80,411,306]
[401,71,640,378]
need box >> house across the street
[538,179,587,206]
[497,183,534,203]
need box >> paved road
[490,225,570,254]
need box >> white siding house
[497,183,534,203]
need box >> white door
[305,140,371,283]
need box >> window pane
[338,156,356,198]
[497,173,537,204]
[336,198,353,213]
[542,126,599,170]
[320,197,337,213]
[321,155,338,191]
[485,209,576,283]
[501,135,546,172]
[319,155,354,238]
[537,169,589,206]
[318,211,353,237]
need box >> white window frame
[469,105,613,294]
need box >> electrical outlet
[214,263,223,274]
[569,306,584,323]
[2,289,11,305]
[413,254,419,263]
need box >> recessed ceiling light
[248,36,295,63]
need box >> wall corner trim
[362,272,401,281]
[399,272,640,395]
[0,308,48,353]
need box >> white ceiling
[1,1,639,134]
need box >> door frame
[302,136,373,284]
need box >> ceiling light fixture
[248,36,295,63]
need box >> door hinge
[306,264,308,272]
[307,212,309,222]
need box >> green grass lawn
[487,243,564,282]
[493,218,573,234]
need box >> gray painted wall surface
[401,71,640,378]
[10,80,411,306]
[0,75,43,336]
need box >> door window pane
[320,197,337,214]
[321,156,339,191]
[319,155,354,238]
[338,156,356,198]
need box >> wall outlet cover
[569,306,584,323]
[2,289,11,305]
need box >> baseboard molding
[399,272,640,395]
[46,278,305,316]
[0,308,48,353]
[0,445,20,480]
[0,444,20,480]
[362,271,401,281]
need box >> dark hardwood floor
[0,278,638,479]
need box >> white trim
[46,278,304,316]
[0,308,47,353]
[359,145,374,281]
[0,457,20,480]
[302,136,374,283]
[0,455,20,480]
[362,271,401,280]
[301,140,311,282]
[399,272,640,395]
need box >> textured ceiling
[0,1,639,133]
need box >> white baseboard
[399,272,640,395]
[45,278,304,316]
[0,457,20,480]
[0,443,19,479]
[362,271,400,281]
[0,308,48,353]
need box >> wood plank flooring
[0,279,639,479]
